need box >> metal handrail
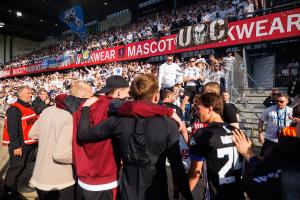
[247,73,260,89]
[229,71,261,120]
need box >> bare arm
[158,65,164,89]
[258,119,265,143]
[180,123,189,144]
[188,160,203,191]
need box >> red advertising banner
[1,8,299,78]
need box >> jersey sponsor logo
[253,169,282,183]
[220,135,233,144]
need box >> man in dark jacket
[77,74,193,200]
[3,85,38,200]
[32,89,53,114]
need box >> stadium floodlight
[16,11,22,17]
[0,22,5,28]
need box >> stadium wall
[0,35,12,65]
[0,34,4,65]
[40,37,59,48]
[0,34,40,64]
[12,37,40,57]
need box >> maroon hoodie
[73,97,174,188]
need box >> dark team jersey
[189,122,244,200]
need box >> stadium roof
[0,0,147,42]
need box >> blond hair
[130,74,158,100]
[203,82,221,95]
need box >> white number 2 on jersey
[217,147,242,185]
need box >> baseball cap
[99,76,129,94]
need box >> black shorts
[77,185,118,200]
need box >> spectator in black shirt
[77,74,193,200]
[203,82,239,127]
[222,91,239,128]
[161,88,184,120]
[160,88,189,143]
[32,88,53,114]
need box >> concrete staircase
[234,87,288,146]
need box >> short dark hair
[161,89,174,100]
[293,104,300,118]
[194,93,224,115]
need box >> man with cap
[73,76,130,200]
[97,75,130,98]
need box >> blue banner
[59,4,86,38]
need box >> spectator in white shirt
[244,0,255,18]
[201,11,212,23]
[182,57,201,110]
[258,93,293,157]
[158,55,182,90]
[227,3,237,20]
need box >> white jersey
[158,62,182,89]
[260,105,293,142]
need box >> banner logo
[59,4,86,38]
[177,19,228,48]
[82,50,91,61]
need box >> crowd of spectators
[0,0,261,70]
[0,52,235,114]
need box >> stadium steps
[235,87,288,146]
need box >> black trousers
[36,185,75,200]
[77,185,117,200]
[4,144,37,193]
[260,139,277,157]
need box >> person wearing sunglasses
[258,93,293,157]
[263,88,280,108]
[181,58,201,117]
